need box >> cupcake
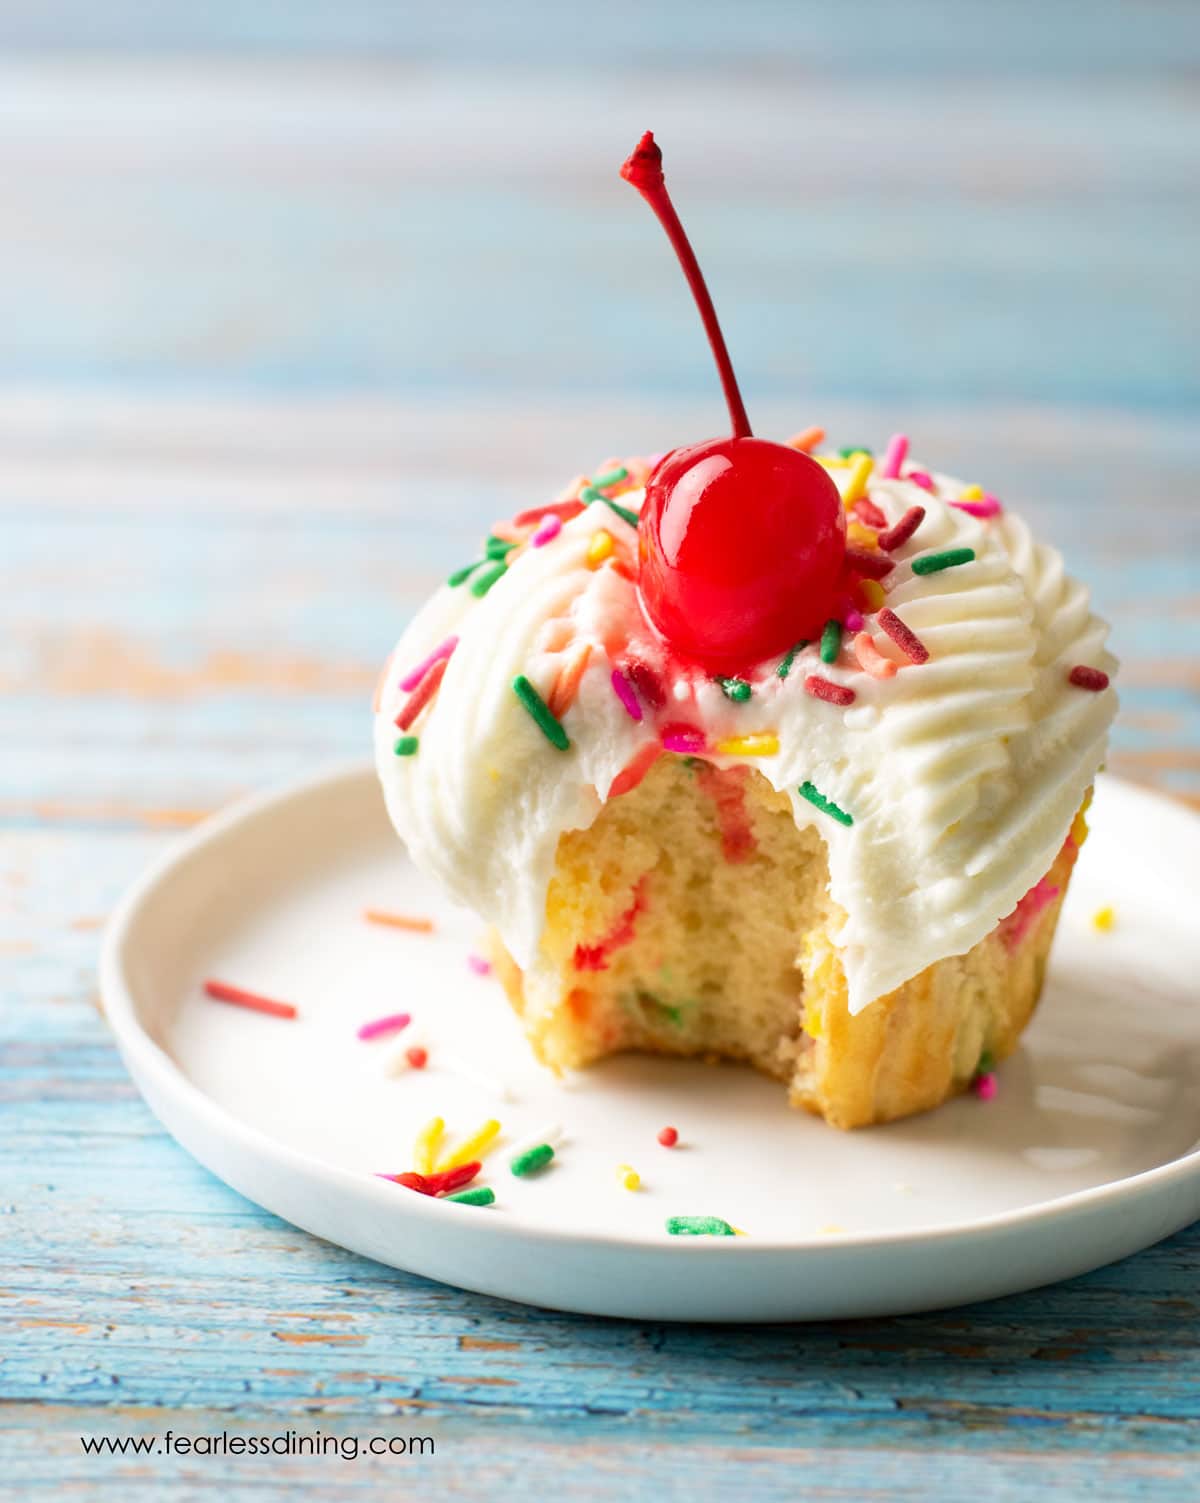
[373,134,1117,1129]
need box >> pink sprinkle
[398,636,458,693]
[907,470,935,492]
[531,514,563,546]
[356,1011,412,1042]
[951,494,1002,520]
[879,433,908,480]
[843,607,865,632]
[467,954,492,976]
[1068,665,1110,692]
[661,724,707,754]
[611,668,643,722]
[973,1072,998,1102]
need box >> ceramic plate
[101,765,1200,1321]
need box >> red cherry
[620,132,845,671]
[640,438,844,672]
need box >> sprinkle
[1093,905,1116,932]
[437,1049,518,1104]
[839,446,873,460]
[853,632,897,679]
[393,736,419,756]
[413,1116,444,1174]
[610,668,643,722]
[819,619,842,664]
[582,487,640,528]
[398,635,459,693]
[531,515,563,546]
[815,454,850,469]
[844,607,864,632]
[877,506,925,551]
[435,1119,502,1173]
[395,657,449,731]
[661,724,707,754]
[364,909,435,933]
[877,608,929,664]
[787,425,825,452]
[513,498,585,527]
[716,732,779,757]
[203,979,297,1020]
[912,547,974,576]
[666,1216,734,1237]
[798,780,854,826]
[547,644,592,718]
[716,675,752,702]
[854,578,886,612]
[467,953,492,976]
[510,1143,555,1177]
[907,469,934,491]
[846,522,880,549]
[842,452,874,508]
[952,495,1003,519]
[777,642,807,679]
[624,659,667,709]
[879,433,908,480]
[447,560,482,587]
[592,466,629,488]
[389,1161,482,1197]
[1068,665,1110,692]
[844,545,894,581]
[405,1045,428,1070]
[513,674,571,750]
[446,1187,495,1207]
[977,1049,996,1075]
[973,1072,998,1102]
[486,534,517,560]
[855,497,887,529]
[617,1164,641,1191]
[357,1011,412,1042]
[657,1126,679,1147]
[470,559,508,597]
[587,529,615,567]
[804,675,856,707]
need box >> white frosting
[375,458,1117,1014]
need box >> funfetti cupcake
[374,133,1117,1130]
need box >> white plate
[102,765,1200,1322]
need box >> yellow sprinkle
[716,732,780,758]
[815,454,850,469]
[587,529,614,568]
[435,1118,502,1172]
[617,1164,641,1192]
[842,453,874,508]
[959,483,984,501]
[857,578,886,611]
[413,1116,444,1176]
[1092,905,1116,932]
[846,522,879,548]
[732,1226,748,1237]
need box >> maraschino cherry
[621,132,845,674]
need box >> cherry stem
[621,131,752,440]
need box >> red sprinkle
[877,506,925,552]
[574,878,648,972]
[855,498,887,529]
[204,979,297,1020]
[389,1163,481,1196]
[844,545,894,581]
[877,608,930,664]
[405,1045,428,1069]
[1068,665,1110,692]
[609,742,662,798]
[624,657,667,710]
[395,656,448,731]
[512,498,586,527]
[805,675,856,707]
[657,1126,679,1147]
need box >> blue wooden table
[4,5,1199,1497]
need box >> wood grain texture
[3,4,1199,1497]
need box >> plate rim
[101,759,1200,1260]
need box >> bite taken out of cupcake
[374,133,1117,1130]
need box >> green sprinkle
[510,1144,555,1178]
[485,535,517,560]
[470,559,508,597]
[716,676,751,702]
[912,547,975,576]
[798,780,853,827]
[448,560,483,588]
[636,990,686,1027]
[512,674,571,750]
[777,641,808,679]
[666,1216,735,1237]
[839,446,873,459]
[601,496,640,528]
[976,1049,996,1076]
[819,619,842,665]
[592,467,628,488]
[579,485,603,503]
[446,1187,495,1207]
[393,736,419,757]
